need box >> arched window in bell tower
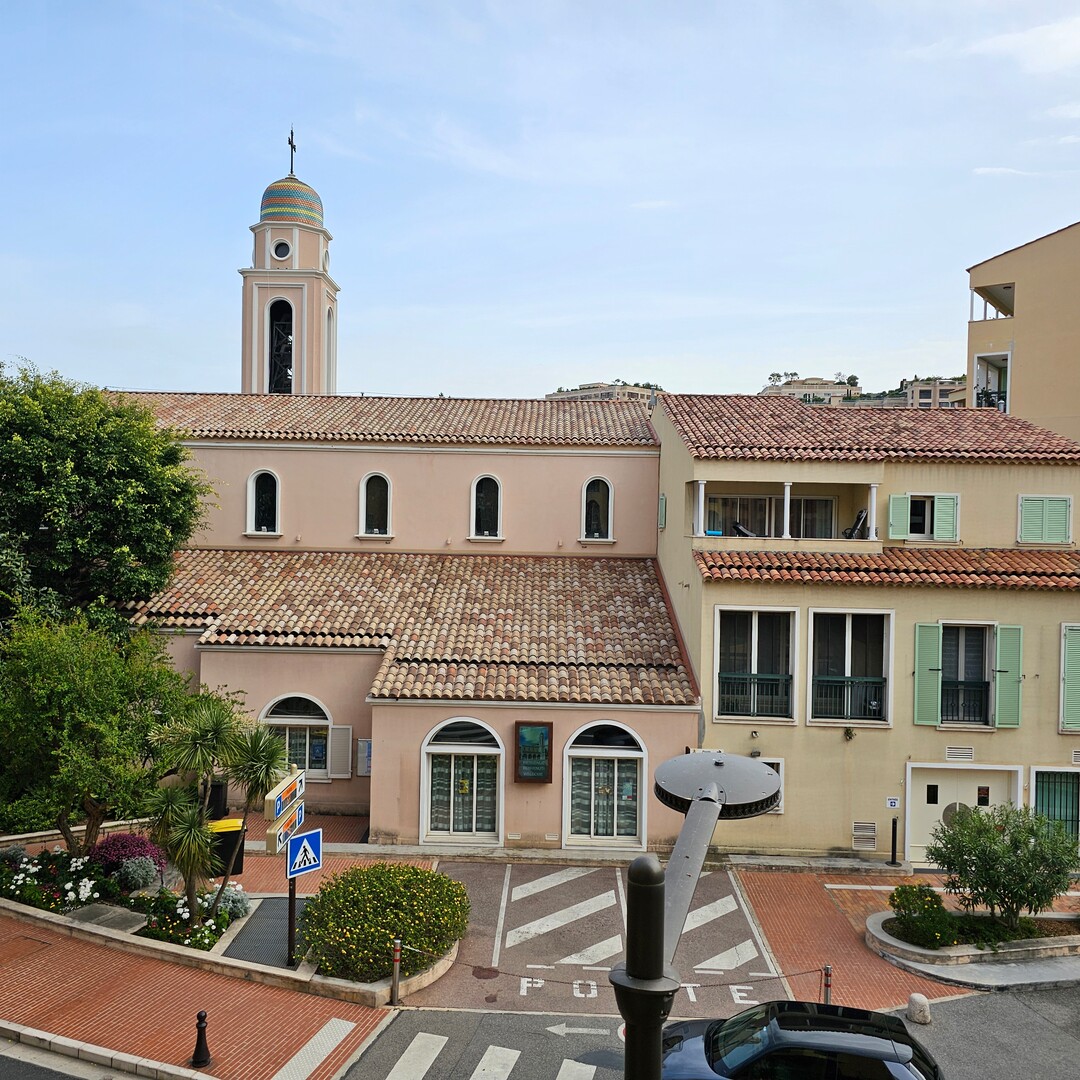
[268,299,294,394]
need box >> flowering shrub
[113,855,158,893]
[299,863,469,982]
[89,833,166,875]
[888,884,956,949]
[131,889,229,951]
[0,848,103,913]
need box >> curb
[0,1017,220,1080]
[0,896,455,1007]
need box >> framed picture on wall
[515,721,553,783]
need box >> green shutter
[1020,497,1072,543]
[1019,497,1046,542]
[994,626,1023,728]
[889,495,910,540]
[932,495,958,542]
[913,623,942,725]
[1063,627,1080,732]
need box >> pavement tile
[735,870,964,1011]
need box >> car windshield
[707,1006,772,1072]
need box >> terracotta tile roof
[695,548,1080,590]
[130,549,695,705]
[120,392,657,447]
[661,394,1080,463]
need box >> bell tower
[240,132,340,394]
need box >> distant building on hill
[546,381,662,403]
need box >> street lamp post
[610,751,782,1080]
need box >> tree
[768,372,783,385]
[0,608,192,852]
[846,374,859,387]
[925,804,1080,930]
[783,371,799,381]
[147,694,286,924]
[0,364,211,617]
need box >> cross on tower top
[288,128,297,175]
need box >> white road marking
[511,866,597,902]
[471,1045,521,1078]
[505,890,616,948]
[527,963,556,969]
[385,1032,448,1080]
[728,869,782,981]
[270,1018,356,1080]
[695,938,758,972]
[681,894,737,933]
[556,1060,598,1078]
[614,866,628,929]
[492,864,512,967]
[556,934,623,966]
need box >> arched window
[472,476,501,538]
[268,299,293,394]
[248,470,280,534]
[583,477,613,540]
[565,722,644,846]
[360,473,391,536]
[265,696,330,778]
[423,719,503,842]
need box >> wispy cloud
[966,16,1080,73]
[973,166,1040,176]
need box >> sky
[5,1,1080,399]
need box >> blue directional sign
[286,828,323,880]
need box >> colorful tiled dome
[259,176,324,228]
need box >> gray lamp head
[654,751,781,818]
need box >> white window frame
[760,758,785,814]
[246,469,282,536]
[705,493,837,539]
[580,476,615,543]
[907,494,936,540]
[469,474,503,541]
[562,720,647,851]
[419,717,504,845]
[939,620,995,727]
[806,607,894,727]
[358,471,393,538]
[712,605,799,724]
[260,693,334,780]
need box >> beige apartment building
[966,219,1080,441]
[654,395,1080,861]
[546,381,660,403]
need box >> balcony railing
[976,389,1007,409]
[717,672,793,718]
[941,680,990,725]
[812,676,886,721]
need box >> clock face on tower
[273,240,291,261]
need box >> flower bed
[0,845,114,912]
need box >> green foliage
[0,848,105,912]
[113,856,159,893]
[131,888,230,950]
[925,804,1080,931]
[887,884,957,949]
[0,608,192,853]
[299,864,470,982]
[0,363,211,616]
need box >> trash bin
[208,817,245,876]
[208,779,229,821]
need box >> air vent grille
[852,821,877,851]
[1072,750,1080,766]
[945,746,975,762]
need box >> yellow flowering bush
[298,863,469,982]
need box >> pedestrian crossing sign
[286,828,323,879]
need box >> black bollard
[887,815,901,867]
[191,1010,212,1069]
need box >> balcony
[941,680,990,725]
[811,676,886,721]
[717,673,793,718]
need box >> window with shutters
[914,623,1023,728]
[888,493,959,542]
[1018,496,1071,544]
[1062,625,1080,733]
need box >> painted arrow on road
[547,1023,611,1037]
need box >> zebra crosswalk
[381,1031,602,1080]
